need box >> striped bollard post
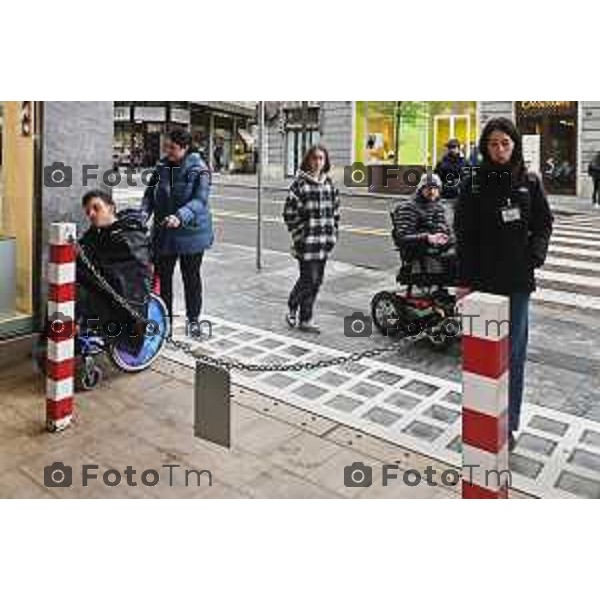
[461,292,510,499]
[46,222,77,432]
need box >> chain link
[165,332,423,372]
[72,237,426,373]
[74,239,148,324]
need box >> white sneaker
[298,320,320,334]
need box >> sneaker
[298,320,320,334]
[187,320,204,339]
[285,311,298,329]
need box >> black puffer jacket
[454,166,553,294]
[77,209,151,327]
[391,192,451,257]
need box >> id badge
[501,207,521,223]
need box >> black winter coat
[454,166,553,294]
[435,153,467,199]
[391,193,451,258]
[77,209,152,328]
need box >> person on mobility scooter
[371,173,461,348]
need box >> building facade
[0,101,113,347]
[114,101,256,172]
[264,101,600,198]
[479,101,600,198]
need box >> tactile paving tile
[164,315,600,499]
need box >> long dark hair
[299,144,331,175]
[479,117,526,181]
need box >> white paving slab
[164,315,600,499]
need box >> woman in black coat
[454,117,553,450]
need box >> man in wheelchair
[390,173,457,290]
[77,189,152,353]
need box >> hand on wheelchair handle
[162,215,181,229]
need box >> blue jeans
[509,292,530,432]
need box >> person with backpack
[283,144,340,334]
[588,151,600,207]
[141,129,214,338]
[454,117,553,451]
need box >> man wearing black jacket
[77,190,151,348]
[454,118,553,451]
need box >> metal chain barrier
[73,237,425,373]
[74,239,149,324]
[165,334,420,373]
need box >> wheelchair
[75,293,170,389]
[370,243,461,350]
[36,293,170,391]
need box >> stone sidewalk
[0,356,530,499]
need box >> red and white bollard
[461,292,510,499]
[46,222,77,432]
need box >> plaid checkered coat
[283,171,340,261]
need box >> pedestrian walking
[142,129,214,337]
[283,144,340,334]
[588,150,600,207]
[454,117,553,451]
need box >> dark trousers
[508,293,530,432]
[288,259,327,323]
[593,178,600,205]
[155,252,204,322]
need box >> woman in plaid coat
[283,145,340,333]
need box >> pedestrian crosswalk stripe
[551,235,600,248]
[552,227,600,240]
[537,269,600,291]
[553,226,600,240]
[550,245,600,259]
[544,256,600,273]
[533,288,600,311]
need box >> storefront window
[0,101,35,338]
[355,101,478,167]
[516,101,578,195]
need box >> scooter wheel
[371,291,404,336]
[428,332,452,351]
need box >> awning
[237,129,254,147]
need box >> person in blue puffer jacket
[142,129,214,337]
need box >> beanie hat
[416,172,443,194]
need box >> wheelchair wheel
[371,291,404,337]
[110,293,170,373]
[80,363,103,391]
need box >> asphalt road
[210,183,406,271]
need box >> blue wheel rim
[112,295,168,369]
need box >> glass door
[433,114,471,165]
